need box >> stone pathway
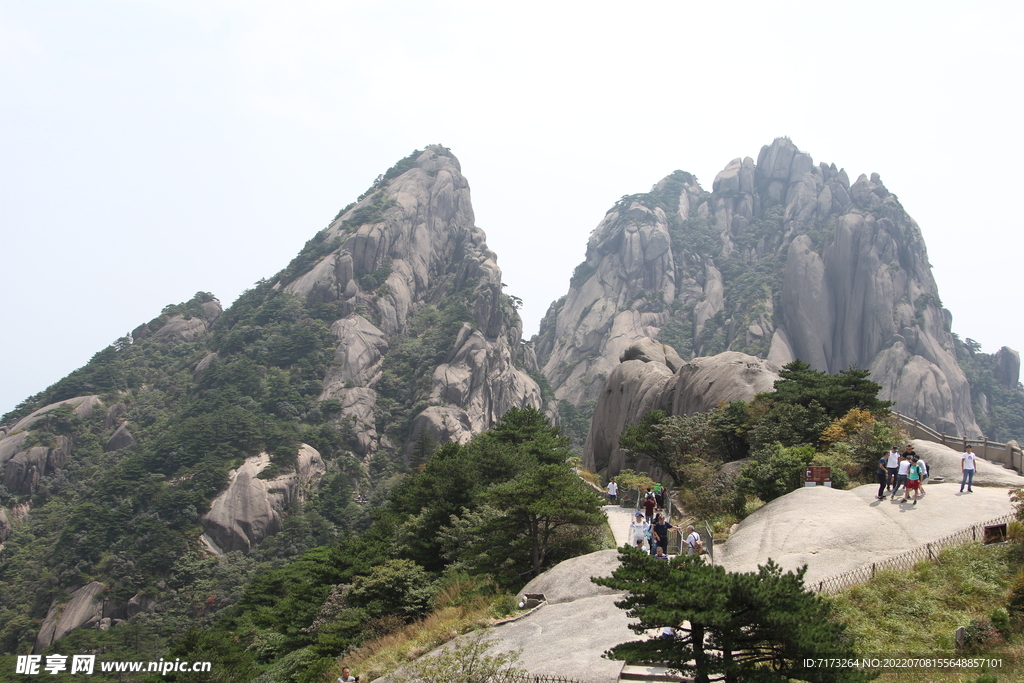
[604,504,639,547]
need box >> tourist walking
[643,488,657,522]
[653,481,664,509]
[891,452,911,500]
[630,512,650,551]
[901,456,923,505]
[684,525,701,556]
[651,513,676,556]
[607,479,618,504]
[961,445,977,493]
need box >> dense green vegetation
[955,335,1024,444]
[0,287,374,667]
[618,360,900,526]
[149,407,604,682]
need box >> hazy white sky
[2,0,1022,417]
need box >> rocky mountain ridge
[535,138,982,438]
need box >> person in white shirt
[891,453,911,500]
[629,512,650,550]
[886,446,902,492]
[337,667,358,683]
[607,480,618,504]
[961,445,977,493]
[685,525,701,556]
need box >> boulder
[200,445,326,553]
[668,352,781,416]
[583,341,779,478]
[33,582,107,653]
[103,402,128,430]
[104,423,136,452]
[7,396,102,433]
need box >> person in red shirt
[642,488,657,522]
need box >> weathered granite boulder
[0,507,10,543]
[200,444,326,553]
[104,423,135,452]
[33,582,107,653]
[5,396,102,433]
[193,352,218,377]
[103,402,128,430]
[583,340,780,477]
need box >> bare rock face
[4,396,102,433]
[2,435,73,496]
[33,582,107,653]
[994,347,1021,389]
[583,339,780,477]
[104,423,135,452]
[151,300,222,342]
[200,444,326,553]
[537,139,980,437]
[279,147,542,459]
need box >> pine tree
[593,547,875,683]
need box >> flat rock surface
[715,480,1015,585]
[909,439,1024,487]
[484,594,632,683]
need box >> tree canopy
[594,547,874,683]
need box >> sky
[1,0,1022,418]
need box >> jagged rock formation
[536,138,980,437]
[281,146,543,457]
[584,340,780,476]
[200,444,326,554]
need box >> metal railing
[811,513,1015,594]
[893,412,1023,473]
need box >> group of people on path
[620,486,702,557]
[876,444,928,504]
[875,442,982,504]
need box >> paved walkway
[604,504,638,547]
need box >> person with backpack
[653,481,664,509]
[643,488,657,522]
[915,454,928,495]
[685,525,702,556]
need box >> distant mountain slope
[0,145,541,654]
[535,138,981,437]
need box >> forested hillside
[0,147,551,672]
